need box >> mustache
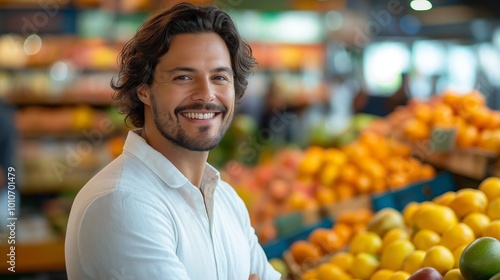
[175,103,227,114]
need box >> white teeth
[183,112,215,120]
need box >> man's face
[146,32,235,151]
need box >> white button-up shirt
[65,130,281,280]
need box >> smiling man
[65,3,281,280]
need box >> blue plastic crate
[371,172,456,212]
[262,218,334,259]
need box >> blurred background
[0,0,499,279]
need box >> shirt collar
[123,129,220,189]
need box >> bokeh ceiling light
[23,34,42,55]
[325,11,344,31]
[410,0,433,11]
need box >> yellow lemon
[382,228,410,251]
[380,239,415,271]
[370,269,395,280]
[423,245,455,275]
[486,197,500,220]
[414,204,458,234]
[443,268,465,280]
[388,271,411,280]
[433,191,457,207]
[402,250,426,274]
[316,263,351,280]
[403,202,421,227]
[330,251,354,273]
[482,220,500,240]
[462,212,491,237]
[452,244,467,268]
[350,231,383,255]
[478,176,500,201]
[440,223,476,251]
[412,229,441,251]
[449,188,488,219]
[351,253,380,280]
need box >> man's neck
[139,128,208,188]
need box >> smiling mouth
[181,112,217,120]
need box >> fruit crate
[371,171,456,212]
[411,139,498,181]
[280,173,455,278]
[262,218,334,260]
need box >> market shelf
[0,240,65,274]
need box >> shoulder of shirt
[73,153,165,208]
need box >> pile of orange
[289,208,373,267]
[401,90,500,154]
[225,133,437,244]
[294,176,500,280]
[295,132,437,208]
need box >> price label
[430,128,457,152]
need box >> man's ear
[137,84,151,106]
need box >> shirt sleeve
[77,189,190,280]
[227,184,282,280]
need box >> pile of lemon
[300,176,500,280]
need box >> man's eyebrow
[213,66,234,75]
[162,66,234,75]
[163,67,196,74]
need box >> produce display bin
[371,171,456,212]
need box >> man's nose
[191,79,215,102]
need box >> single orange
[334,182,356,201]
[404,118,430,140]
[289,240,321,265]
[354,173,373,194]
[414,103,433,124]
[467,107,491,129]
[456,124,479,148]
[432,103,455,126]
[333,222,354,244]
[339,163,359,185]
[309,228,342,254]
[314,186,337,206]
[319,163,341,187]
[419,163,437,181]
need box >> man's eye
[174,75,190,80]
[214,76,228,81]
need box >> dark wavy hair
[111,2,257,127]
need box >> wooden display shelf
[5,93,113,107]
[0,240,65,274]
[411,141,499,181]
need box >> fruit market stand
[245,91,500,280]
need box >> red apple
[408,267,444,280]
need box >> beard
[150,96,233,151]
